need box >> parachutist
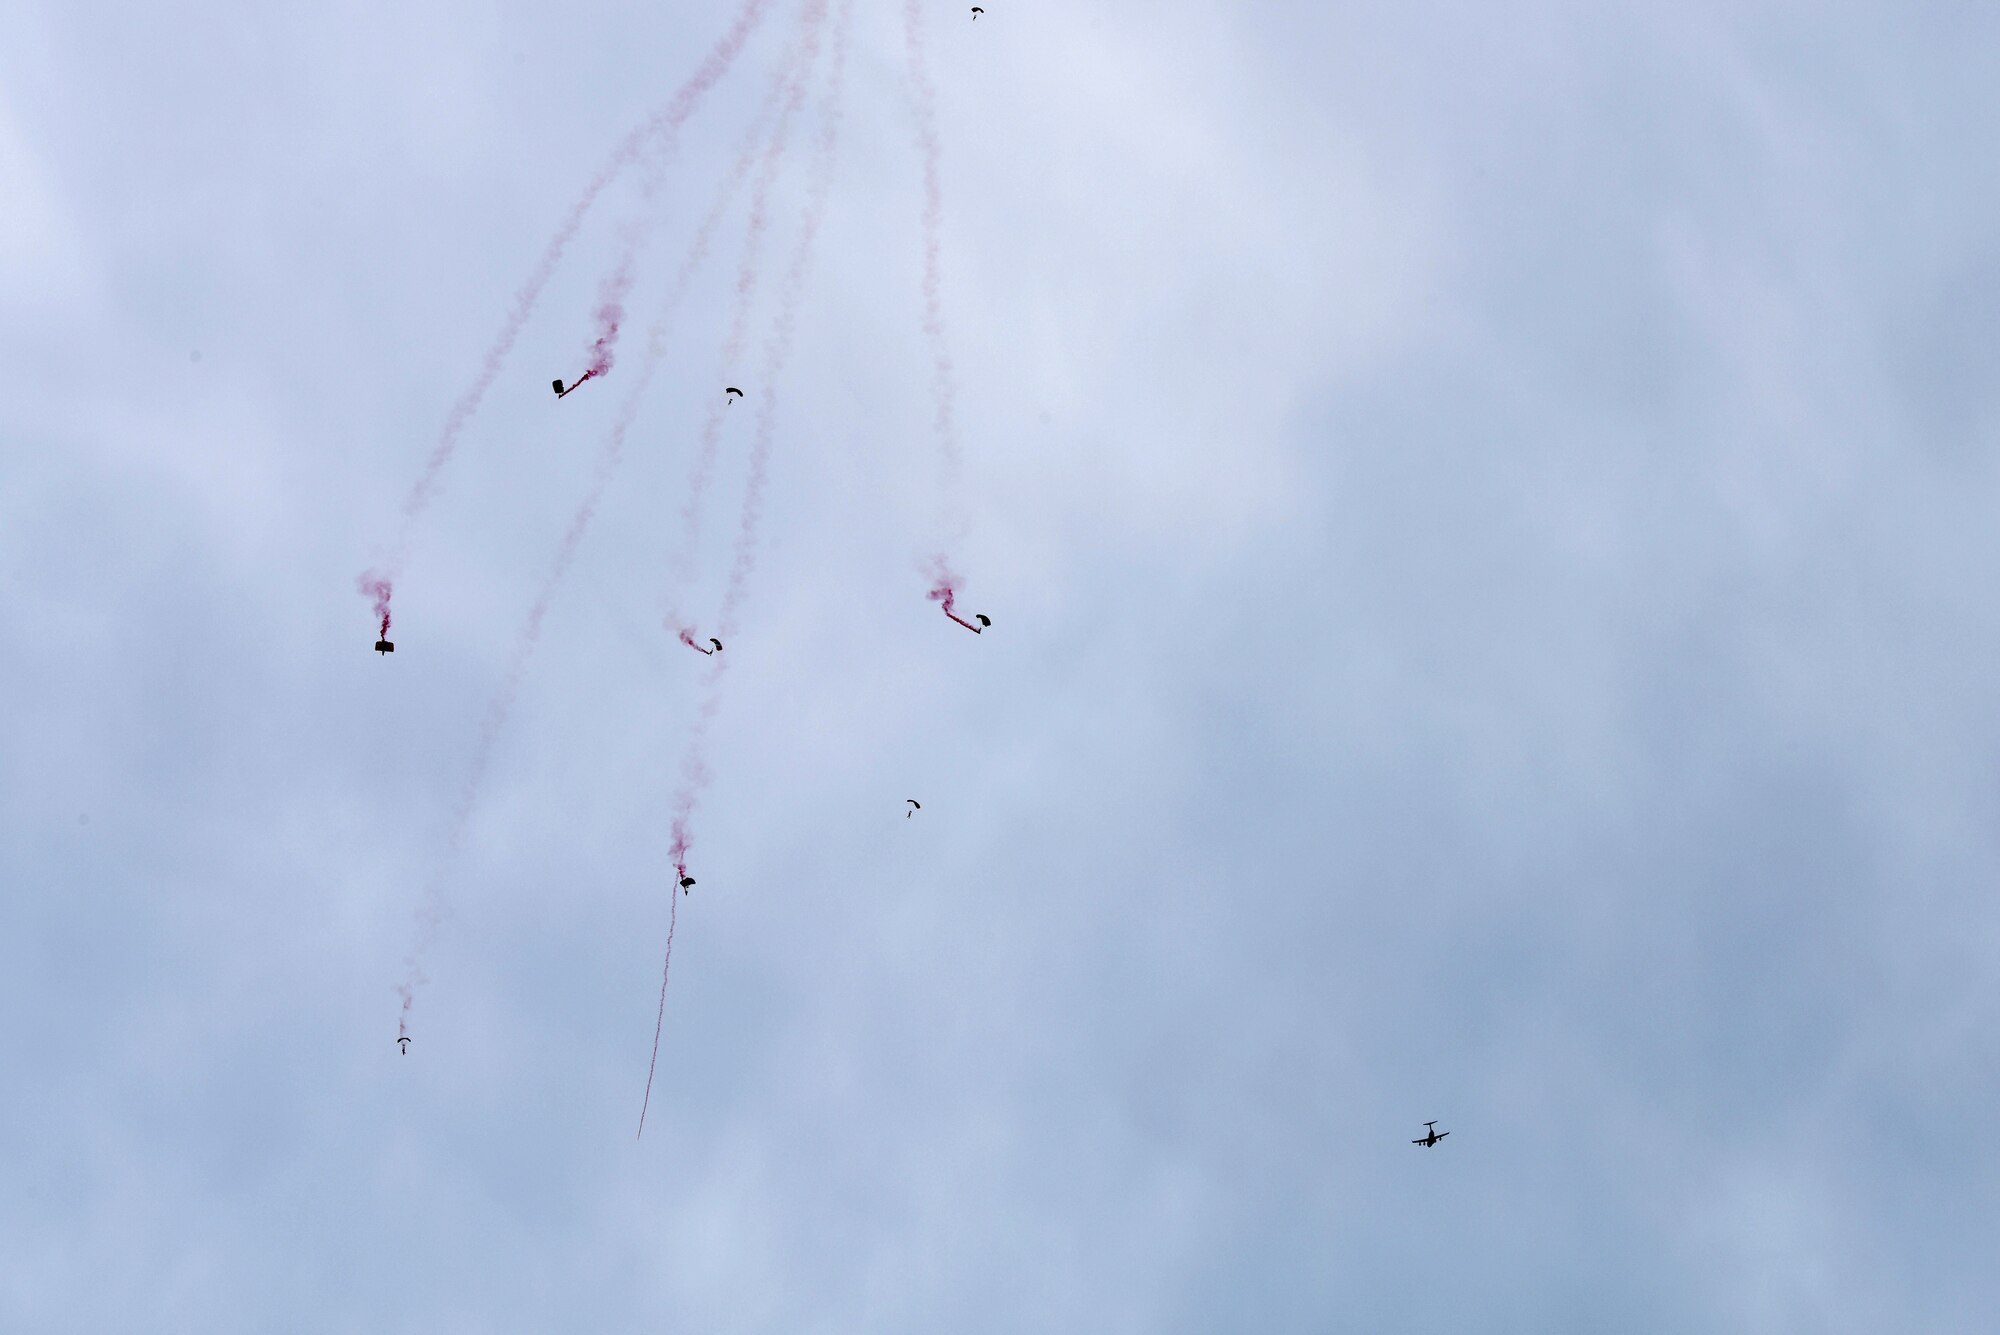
[725,386,743,402]
[397,1036,410,1054]
[710,638,723,652]
[907,799,921,817]
[679,875,696,893]
[944,608,988,633]
[375,638,395,655]
[554,371,594,399]
[971,5,983,16]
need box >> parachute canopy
[725,386,743,398]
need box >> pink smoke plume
[667,0,830,609]
[389,44,786,1037]
[635,882,680,1139]
[362,0,773,640]
[662,0,853,886]
[555,298,625,397]
[903,0,964,498]
[357,573,393,638]
[589,301,623,377]
[927,561,986,632]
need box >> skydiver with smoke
[929,581,989,633]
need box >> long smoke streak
[392,84,790,1038]
[663,0,854,885]
[667,0,831,617]
[901,0,967,552]
[361,0,776,625]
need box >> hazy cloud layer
[4,1,1998,1330]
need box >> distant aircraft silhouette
[1411,1120,1450,1147]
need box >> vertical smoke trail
[361,0,777,627]
[901,0,967,553]
[572,0,812,403]
[662,0,855,886]
[358,574,393,639]
[635,871,679,1139]
[391,82,790,1039]
[666,0,831,621]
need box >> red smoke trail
[902,0,966,538]
[635,873,679,1139]
[390,71,788,1039]
[361,0,775,634]
[358,573,393,638]
[666,0,831,623]
[927,563,983,632]
[662,0,854,888]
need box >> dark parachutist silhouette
[711,638,723,652]
[679,875,696,893]
[375,637,395,655]
[725,386,743,402]
[971,6,983,16]
[397,1036,410,1055]
[907,799,921,817]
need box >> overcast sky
[5,1,2000,1330]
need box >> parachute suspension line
[636,886,679,1139]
